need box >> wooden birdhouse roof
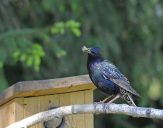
[0,74,95,106]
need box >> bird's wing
[100,60,140,97]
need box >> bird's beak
[82,46,91,53]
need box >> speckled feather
[100,60,140,97]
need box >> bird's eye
[91,51,95,54]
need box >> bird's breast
[88,62,119,95]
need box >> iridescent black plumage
[82,46,140,106]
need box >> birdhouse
[0,75,95,128]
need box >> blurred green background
[0,0,163,128]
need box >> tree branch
[6,103,163,128]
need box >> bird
[82,46,140,106]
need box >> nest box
[0,75,95,128]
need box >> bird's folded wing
[101,60,140,97]
[110,78,140,97]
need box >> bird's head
[82,46,102,58]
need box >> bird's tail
[120,88,137,106]
[126,94,136,106]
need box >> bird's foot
[100,95,113,103]
[93,95,114,106]
[106,94,120,104]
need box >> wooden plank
[70,91,85,128]
[59,93,72,128]
[84,90,94,128]
[0,103,9,127]
[40,94,59,111]
[23,97,40,128]
[0,75,95,106]
[0,104,9,127]
[14,98,24,122]
[39,95,60,128]
[0,92,94,128]
[0,99,16,127]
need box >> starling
[82,46,140,106]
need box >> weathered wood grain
[0,75,95,106]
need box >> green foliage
[13,43,45,71]
[0,17,81,87]
[51,22,65,34]
[51,20,81,36]
[66,20,81,37]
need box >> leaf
[33,44,45,56]
[33,55,41,67]
[20,53,27,62]
[65,20,81,37]
[66,20,81,28]
[51,22,65,34]
[13,50,21,61]
[31,55,41,72]
[26,56,33,66]
[56,50,66,58]
[70,27,81,37]
[52,43,67,58]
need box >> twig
[0,27,50,41]
[6,103,163,128]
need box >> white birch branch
[6,103,163,128]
